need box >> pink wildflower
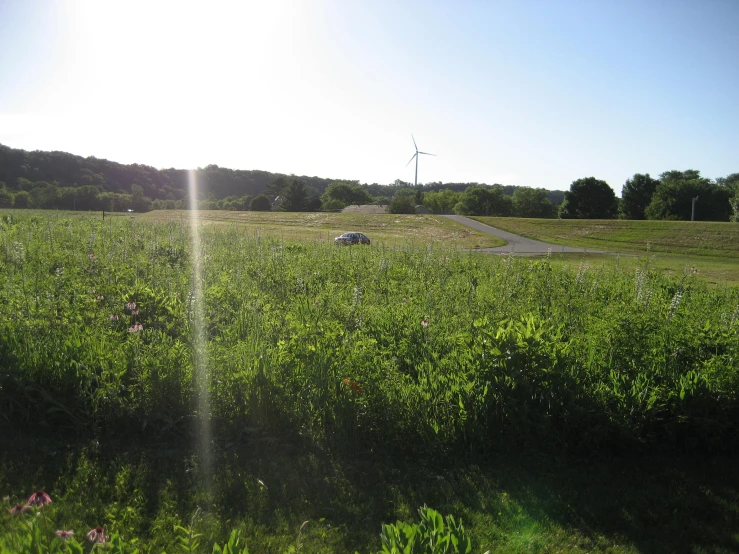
[131,309,139,316]
[96,295,104,301]
[402,297,408,302]
[128,323,143,333]
[55,530,75,541]
[27,490,52,507]
[421,320,429,328]
[9,503,30,515]
[126,302,137,311]
[109,314,119,321]
[88,253,96,259]
[87,526,108,544]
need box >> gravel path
[442,215,604,254]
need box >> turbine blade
[405,153,418,167]
[411,134,418,151]
[418,152,436,156]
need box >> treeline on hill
[0,143,737,221]
[0,143,564,215]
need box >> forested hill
[0,143,565,208]
[0,143,341,202]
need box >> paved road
[442,215,604,254]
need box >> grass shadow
[2,431,738,553]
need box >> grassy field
[1,211,738,552]
[472,217,739,258]
[139,210,507,249]
[544,252,739,287]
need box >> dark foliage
[620,173,659,220]
[560,177,618,219]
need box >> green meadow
[471,217,739,258]
[1,211,738,553]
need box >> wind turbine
[405,135,435,187]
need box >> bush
[250,194,271,211]
[388,195,416,214]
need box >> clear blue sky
[1,0,737,193]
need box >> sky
[0,0,737,193]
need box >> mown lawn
[542,252,739,287]
[472,217,739,258]
[139,210,506,249]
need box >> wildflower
[421,319,429,328]
[9,503,30,515]
[88,253,96,259]
[27,490,52,507]
[131,309,139,316]
[402,297,408,302]
[126,301,137,311]
[128,323,143,333]
[87,526,108,544]
[342,378,363,394]
[2,496,8,503]
[55,530,75,541]
[668,290,683,319]
[109,314,119,321]
[96,295,104,301]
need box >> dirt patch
[341,205,388,214]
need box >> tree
[453,185,512,216]
[250,194,271,211]
[277,179,309,212]
[13,190,30,208]
[388,194,416,214]
[305,194,322,212]
[716,173,739,222]
[715,173,739,191]
[130,184,152,212]
[75,185,102,211]
[730,194,739,222]
[620,173,659,220]
[322,198,345,211]
[30,182,59,209]
[423,190,460,214]
[559,177,618,219]
[0,187,13,208]
[266,176,289,198]
[321,181,371,207]
[645,170,731,221]
[512,187,554,218]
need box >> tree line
[0,143,736,221]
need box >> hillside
[0,143,566,206]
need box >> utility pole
[691,196,699,221]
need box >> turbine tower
[405,135,435,187]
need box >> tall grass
[1,213,738,454]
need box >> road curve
[441,215,604,254]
